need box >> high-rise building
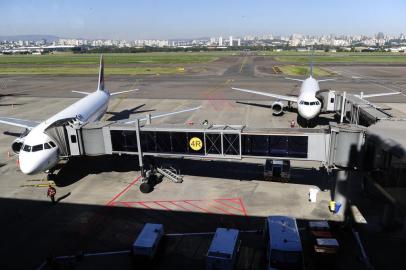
[219,36,223,46]
[237,38,241,46]
[229,36,233,46]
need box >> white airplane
[231,64,333,123]
[0,55,201,175]
[231,64,401,125]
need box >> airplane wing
[284,77,304,82]
[72,89,139,96]
[110,89,138,96]
[72,90,91,95]
[317,78,337,82]
[123,106,202,124]
[0,117,39,129]
[231,87,298,103]
[355,92,401,98]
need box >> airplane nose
[19,154,41,175]
[298,104,320,120]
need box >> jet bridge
[46,120,365,170]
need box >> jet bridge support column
[135,119,144,176]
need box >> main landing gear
[139,170,158,194]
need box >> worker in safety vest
[47,185,56,204]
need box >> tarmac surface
[0,54,405,269]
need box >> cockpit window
[304,102,309,105]
[32,144,43,152]
[310,102,316,105]
[23,145,32,152]
[44,143,51,149]
[49,141,56,148]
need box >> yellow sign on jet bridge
[189,137,203,151]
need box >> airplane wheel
[140,182,152,193]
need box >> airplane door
[66,126,81,156]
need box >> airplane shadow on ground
[3,131,22,137]
[54,155,330,190]
[0,103,26,107]
[105,104,155,121]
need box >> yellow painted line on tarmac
[21,180,55,187]
[239,57,247,73]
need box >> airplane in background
[0,55,201,175]
[231,63,401,126]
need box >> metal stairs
[156,167,183,183]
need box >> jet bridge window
[242,135,308,158]
[32,144,43,152]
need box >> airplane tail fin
[97,55,106,92]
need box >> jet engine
[11,137,25,154]
[271,101,284,115]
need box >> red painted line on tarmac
[214,200,245,214]
[136,202,153,209]
[121,202,132,208]
[169,201,192,212]
[153,201,172,211]
[207,203,236,215]
[238,197,248,216]
[106,176,141,206]
[221,198,243,205]
[184,200,212,213]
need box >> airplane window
[32,144,44,152]
[44,143,51,149]
[49,141,56,148]
[316,101,320,105]
[23,145,32,152]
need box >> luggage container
[314,238,339,267]
[206,228,240,270]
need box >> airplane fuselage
[296,76,322,120]
[19,90,110,174]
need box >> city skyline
[2,0,406,40]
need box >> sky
[1,0,406,39]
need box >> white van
[206,228,240,270]
[132,223,164,261]
[264,216,304,270]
